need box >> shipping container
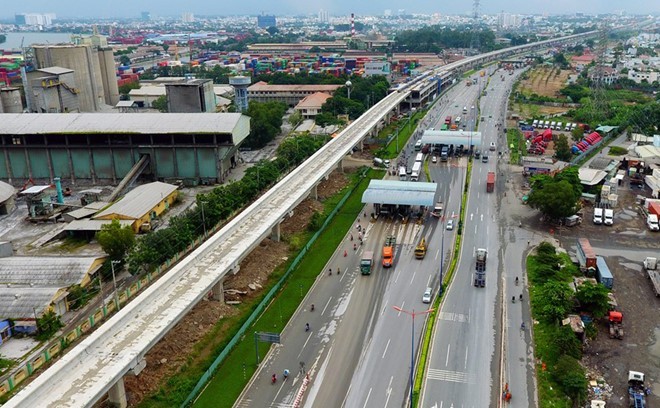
[596,256,614,289]
[576,238,597,271]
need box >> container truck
[576,238,597,272]
[474,248,487,287]
[360,251,374,275]
[608,311,624,339]
[486,172,495,193]
[596,256,614,289]
[644,257,660,297]
[628,371,647,408]
[604,208,614,226]
[382,236,396,268]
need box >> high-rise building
[166,79,216,113]
[181,12,194,23]
[15,13,55,26]
[141,11,151,21]
[257,14,276,29]
[384,9,392,17]
[318,9,329,23]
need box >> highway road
[420,66,533,407]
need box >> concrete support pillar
[311,184,318,200]
[359,140,364,152]
[271,223,281,242]
[108,378,127,408]
[212,279,224,303]
[337,159,344,173]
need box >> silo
[98,47,120,106]
[0,87,24,113]
[33,44,105,112]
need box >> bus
[410,161,422,181]
[455,116,462,124]
[399,166,407,181]
[415,153,424,163]
[440,124,449,131]
[414,140,423,151]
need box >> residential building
[294,92,332,119]
[257,15,276,28]
[247,81,341,106]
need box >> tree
[551,325,583,360]
[527,178,580,220]
[36,310,63,341]
[534,281,573,323]
[96,219,136,261]
[571,126,584,142]
[244,101,287,148]
[553,355,587,401]
[118,82,140,96]
[266,26,279,36]
[575,282,610,317]
[555,134,572,161]
[152,95,168,112]
[553,53,568,68]
[288,111,302,127]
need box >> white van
[399,166,407,181]
[544,121,550,129]
[532,119,539,127]
[463,106,468,113]
[593,208,604,224]
[414,140,423,151]
[556,122,563,130]
[550,121,556,129]
[604,209,614,225]
[564,123,571,131]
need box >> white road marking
[445,344,451,366]
[435,249,440,260]
[362,387,373,408]
[470,213,473,221]
[397,302,405,316]
[427,368,474,384]
[340,384,352,408]
[410,270,417,284]
[480,214,484,221]
[384,376,394,407]
[464,346,469,369]
[394,269,401,283]
[297,331,313,359]
[382,339,391,359]
[381,299,389,316]
[427,275,432,286]
[322,297,333,315]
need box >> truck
[608,311,624,339]
[474,248,487,287]
[444,116,452,125]
[382,236,396,268]
[466,79,472,86]
[593,207,603,224]
[604,208,614,226]
[628,371,647,408]
[440,146,449,162]
[638,203,659,231]
[596,256,614,289]
[410,161,422,181]
[414,238,427,259]
[360,251,374,275]
[576,238,597,272]
[431,201,444,218]
[644,257,660,297]
[563,215,582,227]
[486,172,495,193]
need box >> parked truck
[431,201,444,218]
[360,251,374,275]
[628,371,647,408]
[474,248,487,287]
[596,256,614,289]
[382,236,396,268]
[638,200,659,231]
[414,238,427,259]
[643,256,660,297]
[486,172,495,193]
[576,238,597,272]
[608,311,624,339]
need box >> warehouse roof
[0,181,15,203]
[421,130,483,147]
[64,219,133,232]
[0,286,64,320]
[579,168,608,186]
[362,180,437,206]
[94,182,178,220]
[129,86,166,97]
[295,92,332,109]
[0,256,103,286]
[248,81,341,93]
[36,66,74,75]
[0,113,247,135]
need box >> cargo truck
[431,201,444,218]
[474,248,487,287]
[414,238,427,259]
[382,236,396,268]
[596,256,614,289]
[644,257,660,297]
[360,251,374,275]
[576,238,597,272]
[628,371,647,408]
[608,311,624,339]
[486,172,495,193]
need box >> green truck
[360,251,374,275]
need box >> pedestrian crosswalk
[438,312,470,323]
[426,368,474,384]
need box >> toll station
[361,180,437,220]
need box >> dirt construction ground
[120,171,350,407]
[547,180,659,406]
[518,66,572,99]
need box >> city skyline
[2,0,658,20]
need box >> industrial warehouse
[0,112,250,185]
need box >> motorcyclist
[272,373,277,383]
[311,304,315,311]
[512,296,515,303]
[521,322,525,330]
[515,277,519,285]
[305,323,310,332]
[283,369,289,380]
[328,268,332,276]
[519,294,523,301]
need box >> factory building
[247,81,341,107]
[0,113,250,185]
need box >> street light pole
[110,260,121,310]
[200,200,208,237]
[392,305,434,407]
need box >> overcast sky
[3,0,658,19]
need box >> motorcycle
[271,374,277,384]
[511,296,516,304]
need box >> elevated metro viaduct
[3,31,600,408]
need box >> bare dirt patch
[519,67,571,98]
[121,170,351,407]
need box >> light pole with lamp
[392,305,434,407]
[200,200,208,237]
[110,260,121,310]
[345,80,352,100]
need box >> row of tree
[527,167,582,221]
[393,26,496,53]
[316,75,390,126]
[529,242,610,403]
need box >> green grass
[182,169,383,408]
[378,112,425,159]
[607,146,627,156]
[506,128,525,165]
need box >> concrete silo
[0,87,23,113]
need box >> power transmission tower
[469,0,481,54]
[589,26,610,124]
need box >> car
[432,156,437,163]
[489,142,496,151]
[474,150,481,159]
[482,154,488,163]
[422,287,433,303]
[446,220,454,230]
[383,159,391,167]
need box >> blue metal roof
[361,180,437,206]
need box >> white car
[422,287,433,303]
[432,156,437,163]
[490,142,496,151]
[446,219,454,230]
